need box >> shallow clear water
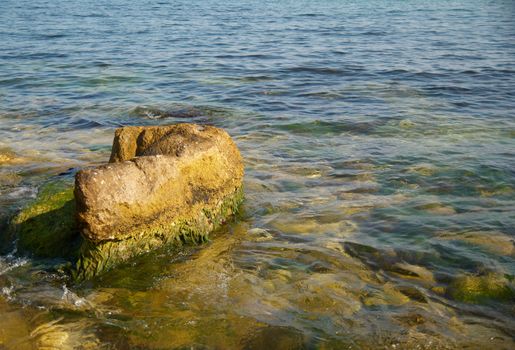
[1,0,514,348]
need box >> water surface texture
[1,0,515,349]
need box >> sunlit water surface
[1,0,514,349]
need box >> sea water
[0,0,514,348]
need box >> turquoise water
[1,0,514,348]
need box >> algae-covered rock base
[10,180,80,259]
[448,273,515,304]
[10,124,244,280]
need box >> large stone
[74,124,244,279]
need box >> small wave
[380,69,447,80]
[4,186,37,200]
[282,66,361,75]
[213,53,282,60]
[424,85,473,93]
[382,69,410,75]
[131,105,204,119]
[68,118,105,130]
[92,61,111,68]
[80,75,141,86]
[61,285,88,308]
[480,67,515,75]
[361,30,388,36]
[460,69,481,75]
[0,252,29,276]
[0,77,31,86]
[297,91,343,99]
[440,53,484,60]
[275,120,378,135]
[72,13,110,18]
[238,75,275,82]
[130,104,237,121]
[23,52,69,59]
[36,33,68,39]
[297,13,324,17]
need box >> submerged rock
[241,326,306,350]
[0,300,32,350]
[74,124,244,279]
[0,147,17,164]
[436,230,514,257]
[416,202,456,215]
[0,147,29,166]
[448,273,514,303]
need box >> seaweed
[74,186,243,280]
[10,181,243,281]
[10,181,81,259]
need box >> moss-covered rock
[72,124,244,278]
[74,186,243,280]
[448,273,515,303]
[436,230,514,257]
[10,180,243,280]
[10,181,81,259]
[10,124,244,280]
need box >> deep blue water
[0,0,514,349]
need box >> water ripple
[0,0,514,348]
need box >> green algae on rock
[10,181,80,259]
[74,123,244,279]
[9,124,244,280]
[448,273,515,303]
[436,230,515,257]
[74,186,243,280]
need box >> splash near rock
[74,124,244,279]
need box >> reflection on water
[1,0,515,348]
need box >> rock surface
[10,180,80,259]
[448,272,514,303]
[74,124,244,278]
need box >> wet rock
[0,301,32,350]
[324,240,345,253]
[397,285,428,303]
[406,163,438,176]
[270,215,357,237]
[241,326,306,350]
[362,282,410,307]
[0,147,17,164]
[478,185,513,197]
[247,228,274,242]
[416,202,456,215]
[390,262,436,287]
[273,269,293,281]
[294,273,363,317]
[0,172,22,187]
[399,119,416,128]
[0,147,29,165]
[307,261,333,273]
[448,273,515,303]
[436,231,514,257]
[10,181,80,259]
[31,319,100,350]
[74,124,244,279]
[343,242,397,270]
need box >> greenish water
[1,0,514,349]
